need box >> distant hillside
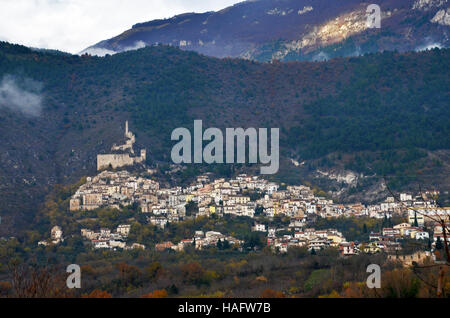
[83,0,450,61]
[0,41,449,234]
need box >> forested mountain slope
[0,41,448,234]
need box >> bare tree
[383,177,449,297]
[9,262,73,298]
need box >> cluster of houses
[69,170,160,212]
[69,171,448,231]
[65,168,449,259]
[261,220,449,256]
[369,222,448,248]
[259,224,393,256]
[264,227,347,253]
[80,224,145,250]
[373,222,430,240]
[155,230,243,252]
[262,224,426,256]
[42,122,449,258]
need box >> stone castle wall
[97,154,134,170]
[97,150,146,170]
[96,121,146,170]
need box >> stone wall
[97,152,145,170]
[97,154,134,170]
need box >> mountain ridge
[82,0,450,61]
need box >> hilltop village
[67,169,448,255]
[62,122,450,259]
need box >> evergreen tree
[413,212,418,227]
[223,239,230,250]
[383,213,388,228]
[435,236,443,250]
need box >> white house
[252,223,267,232]
[116,224,131,237]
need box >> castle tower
[97,120,147,170]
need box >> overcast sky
[0,0,242,54]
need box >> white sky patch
[0,0,242,54]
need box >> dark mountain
[83,0,450,61]
[0,41,449,235]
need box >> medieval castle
[97,121,146,170]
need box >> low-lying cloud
[415,42,442,52]
[0,74,43,116]
[80,40,148,56]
